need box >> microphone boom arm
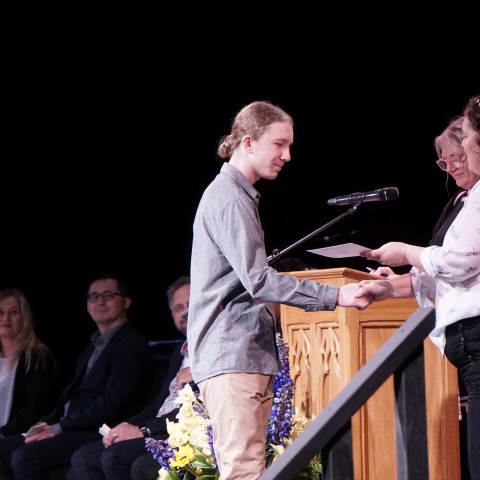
[267,204,361,265]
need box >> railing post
[394,345,429,479]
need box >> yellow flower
[169,444,195,469]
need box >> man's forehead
[263,122,293,141]
[89,278,116,290]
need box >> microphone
[327,187,399,206]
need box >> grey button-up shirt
[188,162,338,384]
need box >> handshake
[355,279,394,303]
[338,270,396,311]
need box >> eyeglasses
[436,155,465,171]
[87,291,126,303]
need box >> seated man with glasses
[69,275,192,480]
[0,272,154,480]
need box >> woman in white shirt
[358,94,480,480]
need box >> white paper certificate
[307,242,371,258]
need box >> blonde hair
[434,116,464,158]
[0,289,56,372]
[217,100,293,159]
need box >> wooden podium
[280,268,460,480]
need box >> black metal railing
[258,306,436,480]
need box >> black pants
[130,452,164,480]
[445,315,480,480]
[70,435,165,480]
[0,431,100,480]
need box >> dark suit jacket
[0,350,59,436]
[126,340,185,435]
[42,321,154,432]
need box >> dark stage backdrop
[2,57,477,385]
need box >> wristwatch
[139,425,151,437]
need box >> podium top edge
[280,267,373,281]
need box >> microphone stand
[267,204,361,266]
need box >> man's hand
[176,367,193,389]
[337,283,372,311]
[356,280,394,302]
[103,422,143,447]
[24,424,54,443]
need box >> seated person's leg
[12,440,59,479]
[0,434,25,478]
[100,438,149,480]
[130,453,163,480]
[70,441,106,480]
[11,432,99,479]
[49,466,73,480]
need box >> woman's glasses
[436,154,466,171]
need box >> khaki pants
[199,373,274,480]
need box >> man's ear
[243,135,253,152]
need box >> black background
[2,28,478,383]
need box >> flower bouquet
[145,334,322,480]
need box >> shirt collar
[220,162,260,202]
[91,321,126,345]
